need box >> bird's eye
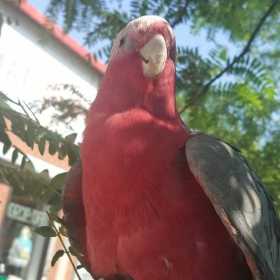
[119,37,125,47]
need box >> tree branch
[47,212,82,280]
[0,91,40,124]
[22,101,41,125]
[179,0,279,113]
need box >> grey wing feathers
[185,133,280,280]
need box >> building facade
[0,1,105,279]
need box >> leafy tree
[43,0,280,209]
[0,91,79,208]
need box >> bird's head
[95,16,177,118]
[109,15,175,79]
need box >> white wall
[0,1,102,137]
[0,1,104,175]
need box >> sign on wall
[6,202,48,227]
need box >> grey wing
[185,133,280,280]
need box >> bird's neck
[143,60,177,120]
[92,55,177,121]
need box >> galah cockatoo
[63,16,280,280]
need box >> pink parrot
[63,16,280,280]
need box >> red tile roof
[17,0,106,75]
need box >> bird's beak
[139,34,167,78]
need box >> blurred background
[0,0,279,279]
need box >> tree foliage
[43,0,280,209]
[0,92,79,209]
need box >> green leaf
[12,149,18,164]
[65,133,77,144]
[20,156,27,169]
[66,144,79,166]
[51,250,65,266]
[11,118,25,139]
[38,136,46,155]
[50,172,67,190]
[35,226,57,237]
[0,129,11,149]
[49,204,63,214]
[48,190,62,210]
[39,169,50,178]
[48,140,57,155]
[58,143,67,160]
[2,140,11,154]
